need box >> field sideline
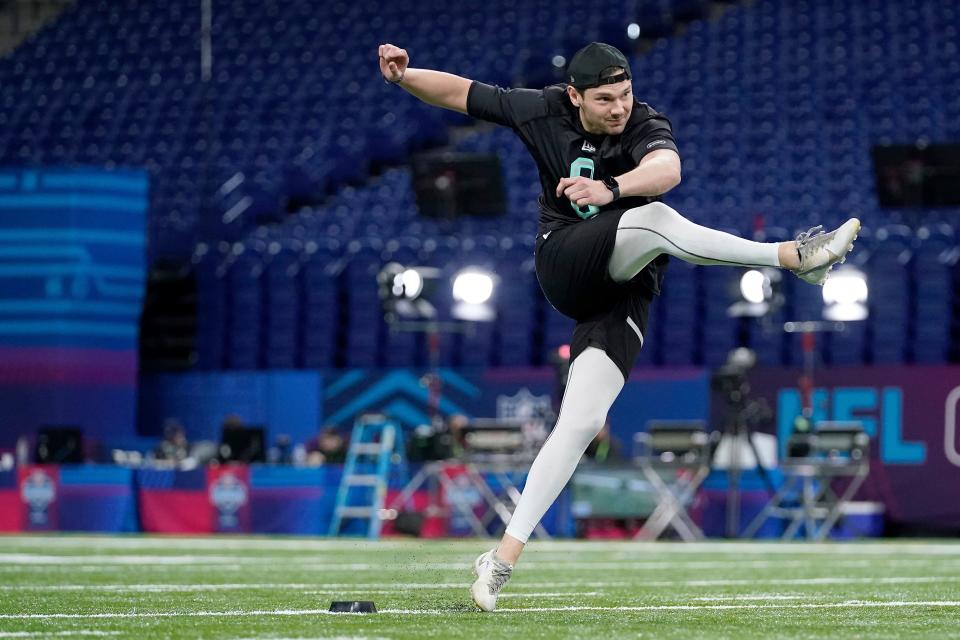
[1,535,959,639]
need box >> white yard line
[2,584,322,592]
[0,633,120,637]
[0,554,918,572]
[664,576,960,588]
[2,537,959,556]
[0,554,246,565]
[0,538,430,552]
[517,542,960,556]
[492,601,960,613]
[2,575,958,592]
[692,595,808,601]
[497,592,602,599]
[1,601,958,619]
[299,590,602,599]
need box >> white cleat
[469,549,513,612]
[794,218,861,286]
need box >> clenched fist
[378,43,408,83]
[556,176,615,208]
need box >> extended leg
[607,202,860,286]
[470,347,624,611]
[607,201,789,282]
[503,346,625,546]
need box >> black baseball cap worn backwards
[567,42,631,90]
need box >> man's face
[570,79,633,135]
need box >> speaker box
[412,152,505,218]
[218,426,266,463]
[35,427,84,464]
[873,143,960,207]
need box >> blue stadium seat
[2,0,957,368]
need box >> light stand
[377,262,497,422]
[786,265,869,441]
[722,269,784,538]
[784,320,847,425]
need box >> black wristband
[603,176,620,201]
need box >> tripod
[712,350,777,538]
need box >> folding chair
[742,421,870,540]
[633,421,712,541]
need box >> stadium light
[740,269,769,304]
[452,270,495,305]
[823,267,869,322]
[729,268,782,318]
[378,262,441,320]
[394,268,423,299]
[452,268,497,322]
[378,264,498,324]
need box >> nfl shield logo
[209,471,249,529]
[21,469,56,526]
[496,388,552,421]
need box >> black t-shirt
[466,81,679,234]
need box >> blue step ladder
[328,414,398,539]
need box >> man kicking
[377,41,859,611]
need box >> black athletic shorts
[535,210,656,381]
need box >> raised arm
[379,43,472,115]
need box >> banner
[138,468,211,534]
[323,366,710,449]
[207,464,251,533]
[0,168,147,448]
[18,465,60,531]
[748,365,960,530]
[58,466,136,532]
[139,466,340,535]
[0,470,18,531]
[248,466,335,535]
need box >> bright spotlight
[379,263,498,324]
[378,263,440,320]
[823,270,868,305]
[396,268,423,299]
[451,268,497,322]
[823,267,868,321]
[627,23,641,39]
[452,270,494,305]
[729,268,781,317]
[740,269,769,304]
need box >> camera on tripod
[712,348,756,402]
[711,348,772,433]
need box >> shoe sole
[470,579,495,612]
[470,555,491,612]
[800,219,860,286]
[469,584,486,612]
[839,219,861,266]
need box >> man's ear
[566,85,581,108]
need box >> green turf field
[1,535,958,639]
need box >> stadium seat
[1,0,957,368]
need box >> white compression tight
[607,201,782,283]
[505,347,625,543]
